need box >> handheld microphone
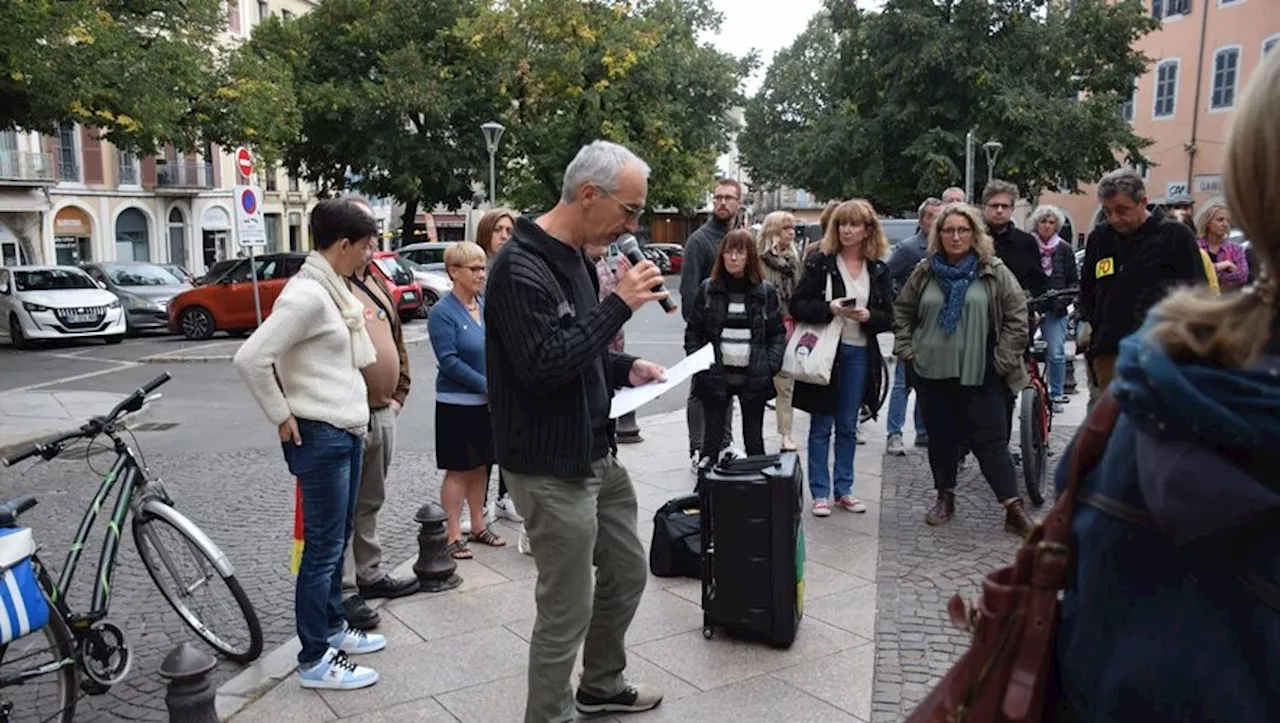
[616,234,678,314]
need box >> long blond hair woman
[790,199,893,516]
[759,210,801,449]
[1054,52,1280,722]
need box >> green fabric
[911,278,990,385]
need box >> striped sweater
[485,217,637,477]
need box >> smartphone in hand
[840,297,858,307]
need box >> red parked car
[371,252,423,321]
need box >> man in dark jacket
[982,180,1048,299]
[678,178,740,464]
[485,140,667,722]
[883,197,942,454]
[1079,169,1207,398]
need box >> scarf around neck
[930,253,979,335]
[298,251,378,369]
[1037,234,1061,276]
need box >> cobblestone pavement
[6,441,444,722]
[869,402,1082,721]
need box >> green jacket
[891,255,1030,397]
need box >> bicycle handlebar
[1,373,171,468]
[1027,287,1080,308]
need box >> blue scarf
[930,253,978,335]
[1113,320,1280,449]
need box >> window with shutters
[1210,47,1240,110]
[1152,0,1190,18]
[1118,76,1137,122]
[56,125,80,182]
[1153,60,1179,118]
[118,151,139,185]
[1264,35,1278,56]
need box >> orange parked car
[168,253,306,340]
[370,252,424,321]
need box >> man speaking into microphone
[485,140,668,722]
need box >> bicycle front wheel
[1019,387,1048,507]
[133,504,264,663]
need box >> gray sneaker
[886,434,906,456]
[576,683,664,714]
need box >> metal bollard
[413,502,463,593]
[616,411,643,444]
[159,642,218,723]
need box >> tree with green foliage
[740,0,1158,213]
[237,0,507,241]
[460,0,754,213]
[0,0,278,154]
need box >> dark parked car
[81,262,193,333]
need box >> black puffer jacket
[684,277,786,401]
[789,251,893,417]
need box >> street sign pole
[249,245,262,326]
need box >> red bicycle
[1019,287,1078,506]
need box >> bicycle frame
[49,438,157,621]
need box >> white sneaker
[496,495,523,523]
[459,516,472,535]
[517,524,533,556]
[328,622,387,655]
[690,452,701,472]
[299,648,378,690]
[886,434,906,456]
[483,500,497,524]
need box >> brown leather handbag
[906,393,1121,723]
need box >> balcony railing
[156,161,214,189]
[0,151,56,184]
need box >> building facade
[1043,0,1279,241]
[0,0,321,273]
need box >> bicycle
[0,373,263,722]
[1019,287,1078,507]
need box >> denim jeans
[282,419,363,666]
[808,344,869,501]
[886,360,926,437]
[1041,312,1069,397]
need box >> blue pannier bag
[0,526,50,644]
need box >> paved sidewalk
[222,406,887,722]
[0,390,137,457]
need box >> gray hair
[1097,169,1146,204]
[917,197,943,221]
[982,179,1019,205]
[940,186,965,203]
[1028,204,1065,233]
[560,140,652,204]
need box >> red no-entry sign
[235,147,254,179]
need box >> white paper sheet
[609,343,715,419]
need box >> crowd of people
[226,49,1278,721]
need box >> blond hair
[1192,196,1229,240]
[927,203,996,264]
[1148,52,1279,366]
[443,241,486,270]
[819,199,889,260]
[759,211,797,253]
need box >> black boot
[925,491,955,525]
[343,595,380,631]
[1003,498,1035,537]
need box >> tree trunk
[400,197,419,248]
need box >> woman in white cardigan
[233,199,387,691]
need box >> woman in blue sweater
[429,242,506,558]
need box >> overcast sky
[705,0,885,96]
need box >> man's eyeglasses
[595,185,645,220]
[985,202,1013,211]
[713,194,739,204]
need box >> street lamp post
[480,121,505,209]
[983,140,1004,185]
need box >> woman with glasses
[429,241,506,559]
[791,199,893,517]
[685,229,786,466]
[893,203,1034,536]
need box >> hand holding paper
[610,344,714,419]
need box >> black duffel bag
[649,494,701,578]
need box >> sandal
[470,527,507,548]
[448,540,473,560]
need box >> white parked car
[0,266,126,348]
[390,255,452,316]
